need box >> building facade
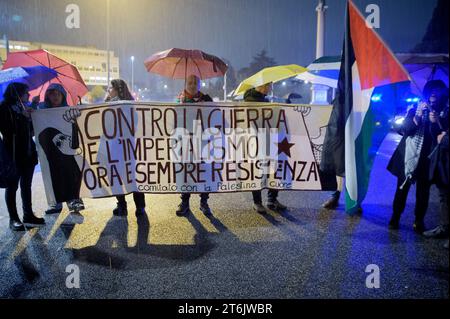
[0,40,120,87]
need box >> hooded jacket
[37,83,69,109]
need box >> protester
[105,79,146,217]
[423,98,449,248]
[175,74,213,217]
[0,82,45,231]
[243,83,287,214]
[387,80,449,234]
[32,83,85,214]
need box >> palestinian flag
[322,0,411,214]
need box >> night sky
[0,0,438,86]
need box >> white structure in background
[311,0,331,104]
[297,56,340,104]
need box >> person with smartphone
[387,80,448,234]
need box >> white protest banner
[31,101,336,205]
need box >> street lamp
[131,55,135,94]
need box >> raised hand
[63,108,81,123]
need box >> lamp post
[106,0,111,85]
[223,68,228,101]
[311,0,330,105]
[315,0,327,59]
[131,55,135,94]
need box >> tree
[411,0,449,53]
[89,85,106,103]
[207,59,238,99]
[237,49,277,81]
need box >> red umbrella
[2,49,88,105]
[144,48,228,80]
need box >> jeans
[5,163,36,221]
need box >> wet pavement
[0,133,448,298]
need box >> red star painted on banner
[275,137,295,157]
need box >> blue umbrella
[0,66,58,98]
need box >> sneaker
[73,202,85,212]
[423,225,449,238]
[23,214,45,225]
[9,219,25,231]
[176,202,190,216]
[68,200,85,213]
[322,191,340,209]
[113,203,128,216]
[253,203,267,214]
[199,203,212,216]
[266,200,287,212]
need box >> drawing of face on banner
[37,108,85,204]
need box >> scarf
[177,90,207,103]
[401,122,425,188]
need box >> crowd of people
[0,77,448,250]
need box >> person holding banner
[175,74,213,217]
[105,79,146,217]
[33,83,85,215]
[0,83,45,231]
[243,84,287,214]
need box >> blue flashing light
[371,94,382,102]
[406,97,420,103]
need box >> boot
[9,219,25,231]
[322,191,340,209]
[23,213,45,225]
[176,201,190,216]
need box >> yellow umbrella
[234,64,308,96]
